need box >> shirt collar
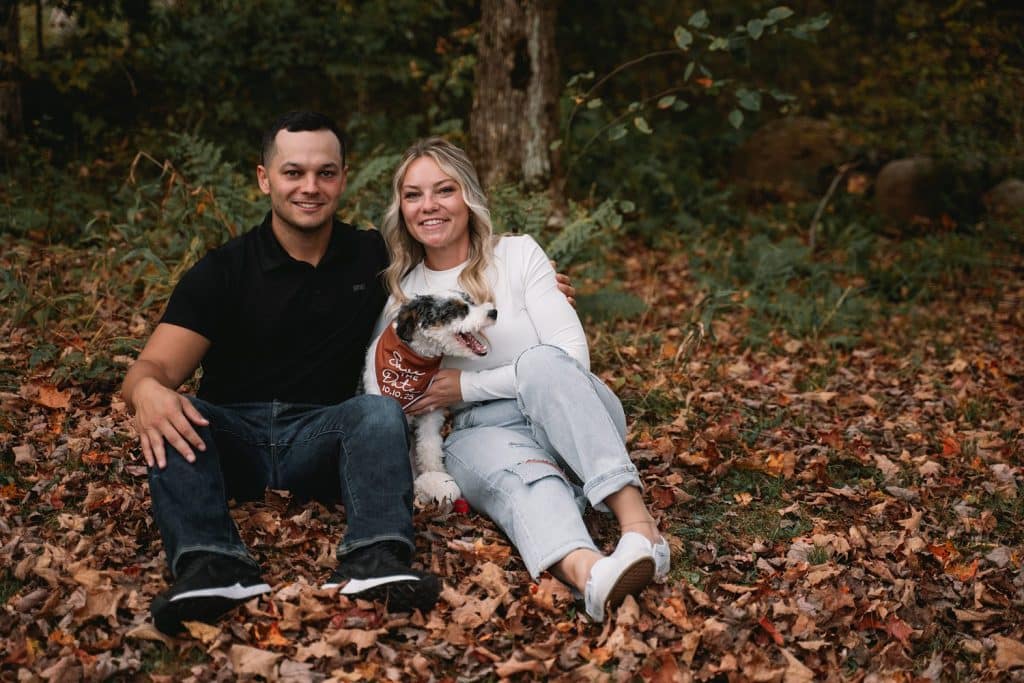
[255,213,352,271]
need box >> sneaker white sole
[169,582,271,602]
[323,574,423,594]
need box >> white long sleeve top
[373,234,589,403]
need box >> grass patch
[681,204,1017,347]
[0,570,23,605]
[961,398,998,427]
[676,470,812,564]
[976,493,1024,547]
[622,387,682,429]
[140,642,210,675]
[826,455,884,488]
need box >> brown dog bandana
[374,324,442,409]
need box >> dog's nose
[487,309,497,320]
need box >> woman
[377,138,669,622]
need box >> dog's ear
[395,296,430,342]
[440,299,469,321]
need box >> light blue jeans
[443,344,642,578]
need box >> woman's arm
[459,236,589,402]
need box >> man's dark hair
[260,111,347,167]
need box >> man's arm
[122,323,212,469]
[551,261,576,306]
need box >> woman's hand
[407,369,463,416]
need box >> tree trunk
[470,0,560,193]
[0,0,23,147]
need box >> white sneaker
[583,532,655,622]
[652,537,671,582]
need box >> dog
[363,291,497,505]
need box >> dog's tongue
[457,332,488,356]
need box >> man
[123,111,436,635]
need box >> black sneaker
[322,542,440,613]
[151,553,270,635]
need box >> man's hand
[407,369,462,416]
[121,323,212,469]
[131,377,209,469]
[551,260,576,306]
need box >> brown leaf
[650,485,676,509]
[184,620,222,644]
[451,594,501,628]
[73,586,125,625]
[799,391,837,404]
[125,623,174,647]
[81,450,112,466]
[993,635,1024,669]
[494,657,549,677]
[229,645,281,680]
[885,615,914,648]
[953,608,994,622]
[718,582,757,594]
[947,558,979,582]
[758,616,784,645]
[471,561,510,598]
[530,575,570,612]
[295,639,341,662]
[13,444,36,464]
[780,648,815,683]
[21,383,70,410]
[325,627,382,653]
[256,621,290,648]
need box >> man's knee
[184,396,220,423]
[350,394,406,425]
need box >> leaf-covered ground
[1,232,1022,681]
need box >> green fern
[545,198,628,266]
[342,151,403,229]
[489,184,551,240]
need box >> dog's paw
[414,471,462,506]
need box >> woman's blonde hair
[380,137,495,305]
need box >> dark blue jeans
[147,394,414,577]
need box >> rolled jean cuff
[585,464,643,512]
[336,533,416,561]
[171,544,260,578]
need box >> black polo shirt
[160,213,389,405]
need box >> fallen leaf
[326,627,383,653]
[758,616,783,645]
[295,640,341,661]
[780,647,815,683]
[472,561,510,598]
[21,383,71,409]
[81,450,112,466]
[947,558,979,582]
[125,623,174,646]
[229,644,281,680]
[994,635,1024,669]
[952,608,994,622]
[256,621,291,648]
[494,657,549,677]
[886,615,914,648]
[13,444,36,464]
[184,620,222,644]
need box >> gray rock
[732,116,849,199]
[875,157,936,225]
[983,177,1024,221]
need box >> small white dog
[363,291,497,505]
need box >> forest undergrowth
[0,211,1022,680]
